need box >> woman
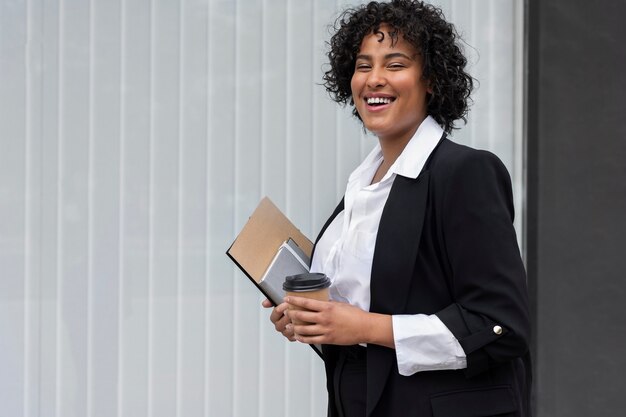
[263,1,531,416]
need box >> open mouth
[366,97,395,106]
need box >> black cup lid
[283,272,331,292]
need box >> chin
[361,120,388,135]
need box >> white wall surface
[0,0,524,416]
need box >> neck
[377,122,421,167]
[371,123,421,185]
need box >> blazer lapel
[366,170,430,416]
[371,172,430,312]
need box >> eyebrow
[355,52,414,61]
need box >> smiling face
[351,25,431,144]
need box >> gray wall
[0,1,524,417]
[527,0,626,415]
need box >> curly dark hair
[323,0,473,133]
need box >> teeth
[367,97,392,105]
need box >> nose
[366,67,386,88]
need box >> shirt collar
[347,139,383,185]
[347,115,444,185]
[386,115,444,180]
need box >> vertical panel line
[55,1,65,415]
[147,0,155,415]
[488,0,496,150]
[86,0,95,415]
[203,1,212,415]
[310,0,316,243]
[24,0,33,415]
[117,1,127,416]
[176,0,184,416]
[35,2,45,415]
[285,0,291,214]
[259,0,266,198]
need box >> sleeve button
[493,325,503,335]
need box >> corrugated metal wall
[0,1,524,416]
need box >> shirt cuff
[392,314,467,376]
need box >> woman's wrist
[364,312,395,349]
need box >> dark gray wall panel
[528,0,626,416]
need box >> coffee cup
[282,272,331,325]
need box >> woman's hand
[261,299,296,342]
[284,296,395,348]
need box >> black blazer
[316,137,531,417]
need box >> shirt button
[493,325,503,335]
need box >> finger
[274,302,290,314]
[285,296,327,311]
[278,314,292,327]
[269,303,290,323]
[261,299,274,308]
[293,323,324,337]
[269,308,281,322]
[274,315,291,332]
[282,324,297,342]
[295,333,325,345]
[288,310,320,325]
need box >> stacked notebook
[226,197,322,357]
[258,238,310,305]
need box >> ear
[425,78,434,95]
[421,73,434,95]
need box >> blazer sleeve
[434,149,530,377]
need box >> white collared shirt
[310,116,467,375]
